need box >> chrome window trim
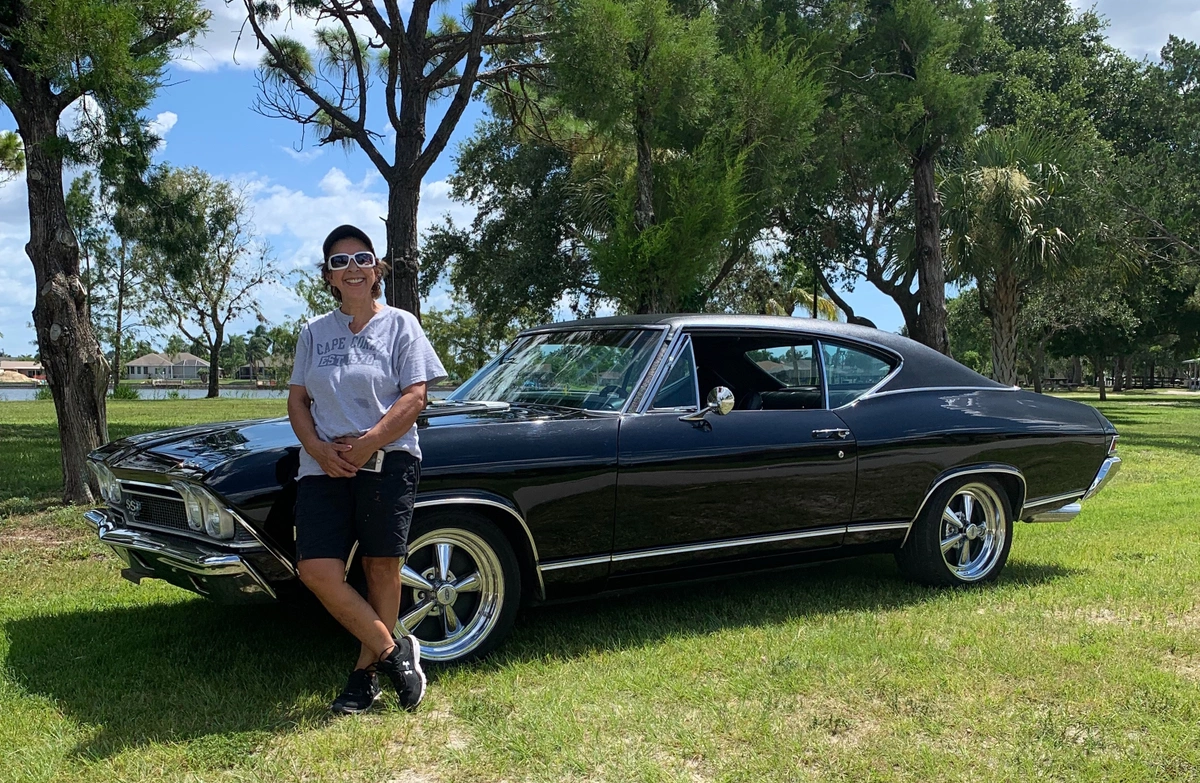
[902,465,1027,547]
[850,385,1020,406]
[630,328,685,414]
[644,334,700,414]
[815,339,830,410]
[414,496,545,598]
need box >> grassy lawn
[1,395,1198,782]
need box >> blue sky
[0,0,1195,357]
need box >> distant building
[125,352,207,380]
[0,359,45,380]
[234,355,290,381]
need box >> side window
[651,339,699,410]
[747,344,819,387]
[743,341,824,410]
[822,342,895,407]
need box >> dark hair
[319,256,390,302]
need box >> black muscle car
[85,315,1121,663]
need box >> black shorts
[294,450,420,562]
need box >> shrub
[110,384,140,400]
[34,384,53,401]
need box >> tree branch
[242,0,391,175]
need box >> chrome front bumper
[1025,455,1122,523]
[84,509,277,602]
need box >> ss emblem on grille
[125,498,142,515]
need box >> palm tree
[942,129,1077,387]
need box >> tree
[266,320,300,383]
[241,0,546,317]
[245,324,271,379]
[0,0,207,502]
[942,128,1080,385]
[163,334,187,356]
[0,130,23,184]
[220,334,248,378]
[142,167,275,398]
[65,170,149,389]
[422,306,516,382]
[844,0,990,353]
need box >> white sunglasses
[327,252,378,270]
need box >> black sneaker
[375,635,426,710]
[330,668,382,715]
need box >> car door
[612,330,857,577]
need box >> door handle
[812,428,851,440]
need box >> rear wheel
[395,512,521,664]
[896,477,1013,586]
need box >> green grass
[1,395,1199,782]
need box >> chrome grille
[115,481,253,543]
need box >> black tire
[896,476,1014,587]
[394,511,522,664]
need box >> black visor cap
[322,224,375,260]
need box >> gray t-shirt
[289,306,447,478]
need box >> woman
[288,224,447,714]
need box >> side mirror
[678,386,735,422]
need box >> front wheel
[396,512,521,664]
[896,477,1013,586]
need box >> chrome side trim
[541,525,847,572]
[539,554,613,572]
[903,465,1028,547]
[844,521,911,535]
[1022,490,1086,514]
[1082,456,1121,501]
[611,525,844,562]
[1027,503,1081,523]
[414,496,545,598]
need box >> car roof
[520,314,1006,393]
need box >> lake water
[0,387,452,402]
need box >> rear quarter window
[822,342,896,407]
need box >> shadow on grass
[495,554,1077,667]
[4,598,357,761]
[4,554,1075,759]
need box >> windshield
[448,328,661,411]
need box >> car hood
[95,401,604,475]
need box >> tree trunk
[20,104,109,504]
[633,104,655,234]
[207,326,222,398]
[1112,356,1124,393]
[113,239,127,387]
[986,267,1020,386]
[384,175,421,318]
[1070,356,1082,385]
[1094,353,1107,401]
[1146,361,1154,390]
[911,150,949,355]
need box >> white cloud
[281,145,325,163]
[1072,0,1200,60]
[175,0,324,72]
[148,111,179,138]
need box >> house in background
[0,359,45,380]
[125,352,208,380]
[234,355,289,381]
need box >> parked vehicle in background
[85,316,1121,663]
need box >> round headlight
[171,481,205,532]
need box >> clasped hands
[310,433,379,478]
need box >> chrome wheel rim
[396,528,505,662]
[938,483,1006,582]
